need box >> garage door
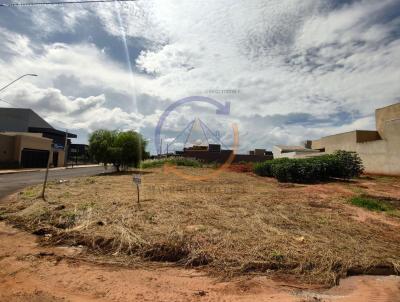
[21,149,49,168]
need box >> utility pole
[0,74,38,93]
[41,145,52,199]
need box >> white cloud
[0,27,35,58]
[27,5,89,35]
[0,0,399,153]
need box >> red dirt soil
[0,221,399,302]
[228,163,254,173]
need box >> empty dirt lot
[1,167,400,301]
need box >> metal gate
[21,149,49,168]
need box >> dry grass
[1,167,400,286]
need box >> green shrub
[142,157,202,169]
[254,158,293,178]
[271,158,295,182]
[330,150,364,179]
[269,157,330,183]
[349,196,394,212]
[253,160,274,177]
[253,150,364,183]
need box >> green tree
[115,130,148,168]
[89,129,148,171]
[88,129,116,165]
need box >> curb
[0,165,102,175]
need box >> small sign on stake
[133,174,141,185]
[132,174,141,204]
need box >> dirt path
[0,221,399,302]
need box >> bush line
[254,150,364,183]
[141,157,202,169]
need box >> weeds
[141,157,202,169]
[84,177,96,184]
[349,196,394,212]
[61,192,72,198]
[271,250,285,261]
[78,201,95,211]
[20,188,38,199]
[3,170,400,286]
[55,211,77,229]
[349,195,400,218]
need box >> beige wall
[14,135,52,162]
[0,134,15,162]
[2,132,43,138]
[376,103,400,138]
[312,131,358,152]
[0,133,53,167]
[311,130,382,152]
[56,149,66,167]
[311,120,400,176]
[356,130,381,142]
[355,119,400,175]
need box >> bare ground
[1,221,400,302]
[1,167,400,300]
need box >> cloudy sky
[0,0,399,154]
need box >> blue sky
[0,0,399,154]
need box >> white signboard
[133,174,141,185]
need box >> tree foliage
[88,129,148,170]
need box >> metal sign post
[132,174,141,204]
[41,145,53,199]
[64,129,68,167]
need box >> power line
[0,0,136,7]
[0,97,15,107]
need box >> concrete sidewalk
[0,164,102,175]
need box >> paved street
[0,166,113,198]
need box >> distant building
[254,149,266,156]
[310,103,400,176]
[272,145,322,159]
[68,143,90,165]
[177,144,273,163]
[0,108,77,168]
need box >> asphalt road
[0,166,114,198]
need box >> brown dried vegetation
[1,167,400,286]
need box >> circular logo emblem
[154,96,239,181]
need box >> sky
[0,0,399,154]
